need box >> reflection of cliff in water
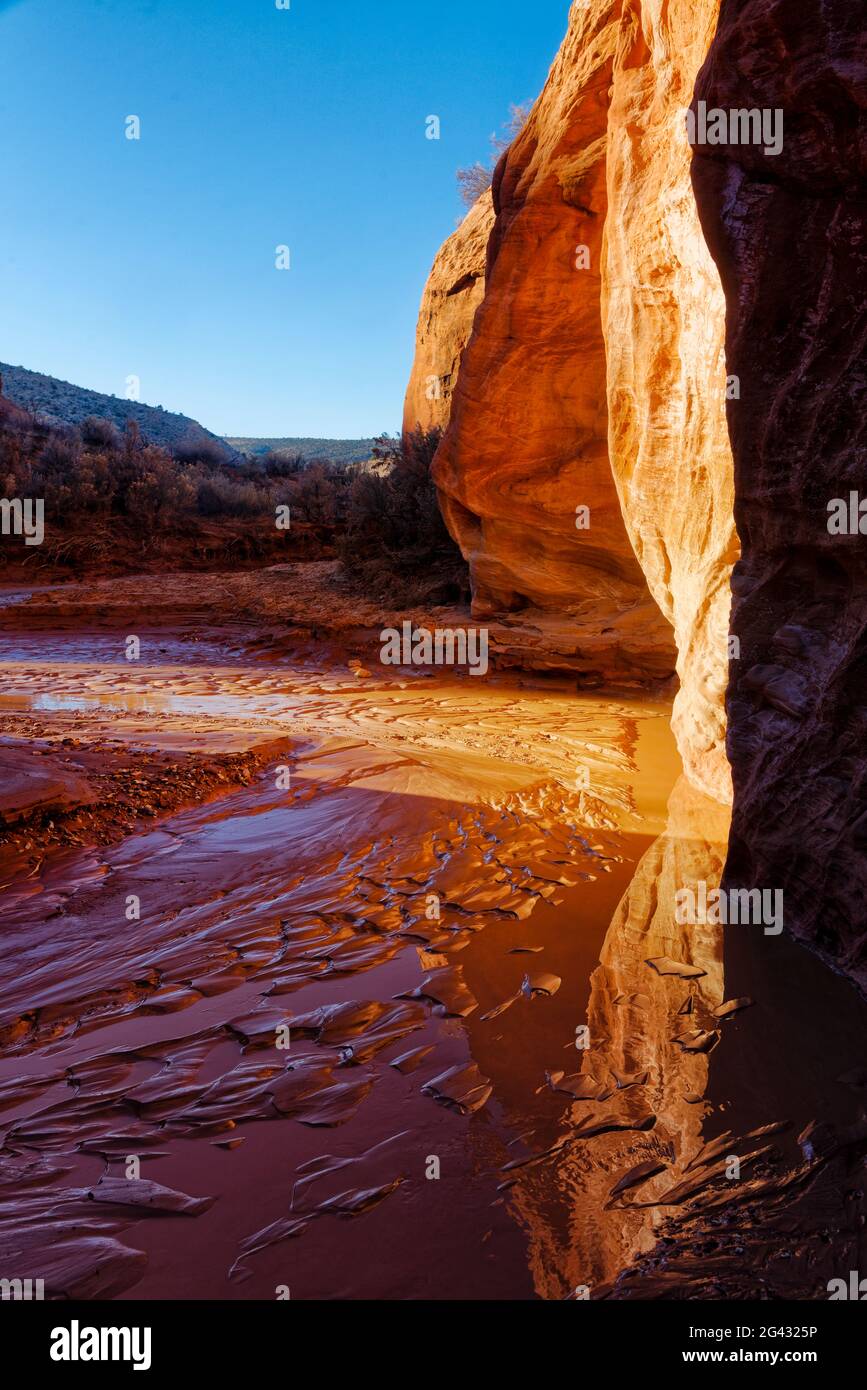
[509,777,867,1300]
[506,776,726,1298]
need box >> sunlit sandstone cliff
[604,1,736,803]
[403,190,495,435]
[411,1,735,799]
[691,0,867,989]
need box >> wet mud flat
[1,608,866,1300]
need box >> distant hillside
[229,436,376,465]
[0,362,238,461]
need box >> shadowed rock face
[691,0,867,989]
[403,191,495,436]
[415,1,735,795]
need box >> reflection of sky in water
[33,700,109,711]
[33,693,170,715]
[0,634,250,665]
[27,690,295,719]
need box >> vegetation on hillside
[0,410,291,570]
[228,436,376,466]
[0,409,469,603]
[0,362,237,461]
[338,427,469,604]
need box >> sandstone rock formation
[604,0,736,802]
[432,4,680,692]
[691,0,867,988]
[411,1,735,795]
[403,190,494,436]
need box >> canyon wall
[432,2,679,692]
[691,0,867,989]
[604,0,736,802]
[403,191,494,435]
[413,0,735,797]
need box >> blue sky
[0,0,569,438]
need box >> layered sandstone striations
[415,1,734,792]
[403,191,494,435]
[691,0,867,986]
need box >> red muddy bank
[1,573,866,1301]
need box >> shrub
[173,434,229,467]
[263,450,306,478]
[80,415,122,450]
[287,461,348,527]
[457,162,493,207]
[457,101,532,207]
[38,432,81,473]
[338,426,470,602]
[124,446,198,518]
[196,473,266,518]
